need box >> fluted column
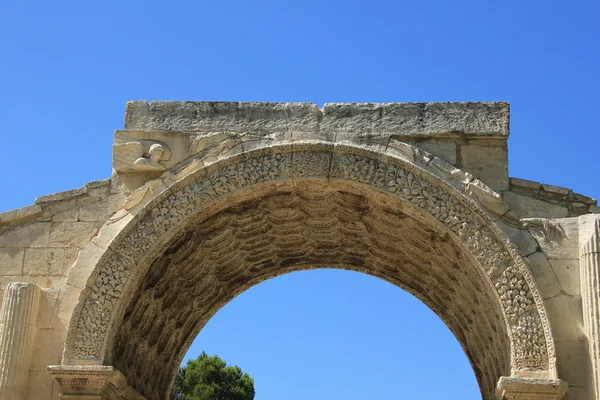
[581,217,600,400]
[0,282,42,400]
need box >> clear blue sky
[1,1,598,399]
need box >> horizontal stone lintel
[125,101,510,137]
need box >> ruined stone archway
[60,142,558,400]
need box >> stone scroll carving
[113,140,171,173]
[65,144,555,379]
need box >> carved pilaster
[496,377,568,400]
[48,366,145,400]
[0,282,42,400]
[581,217,600,400]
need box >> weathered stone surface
[503,191,569,219]
[510,178,542,191]
[544,294,583,342]
[526,252,562,300]
[24,371,57,400]
[78,194,123,223]
[496,220,539,256]
[548,258,580,296]
[0,205,42,227]
[408,139,458,164]
[0,248,24,276]
[555,340,588,387]
[125,101,510,136]
[0,223,51,249]
[460,142,509,190]
[35,188,87,204]
[48,222,99,249]
[23,248,79,277]
[508,180,598,218]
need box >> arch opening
[109,180,510,400]
[185,268,482,400]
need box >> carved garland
[66,145,551,372]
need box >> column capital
[496,377,568,400]
[47,366,145,400]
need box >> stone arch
[61,142,557,400]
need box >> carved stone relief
[113,140,171,173]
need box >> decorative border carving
[496,377,568,400]
[64,142,556,378]
[48,365,145,399]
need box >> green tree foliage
[170,352,255,400]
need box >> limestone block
[510,178,542,191]
[51,208,79,222]
[0,248,24,275]
[548,258,580,296]
[0,205,42,226]
[542,184,571,195]
[318,102,508,137]
[65,243,110,289]
[28,325,64,371]
[25,370,58,400]
[36,187,86,204]
[78,194,124,222]
[23,247,79,277]
[460,142,508,190]
[526,252,561,299]
[84,180,112,198]
[125,101,509,136]
[40,197,80,222]
[54,283,84,329]
[555,340,587,387]
[126,101,322,134]
[544,295,584,342]
[564,386,589,400]
[495,221,539,256]
[48,222,100,248]
[503,191,569,219]
[409,139,457,165]
[0,223,51,248]
[37,287,61,329]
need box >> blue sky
[1,1,598,398]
